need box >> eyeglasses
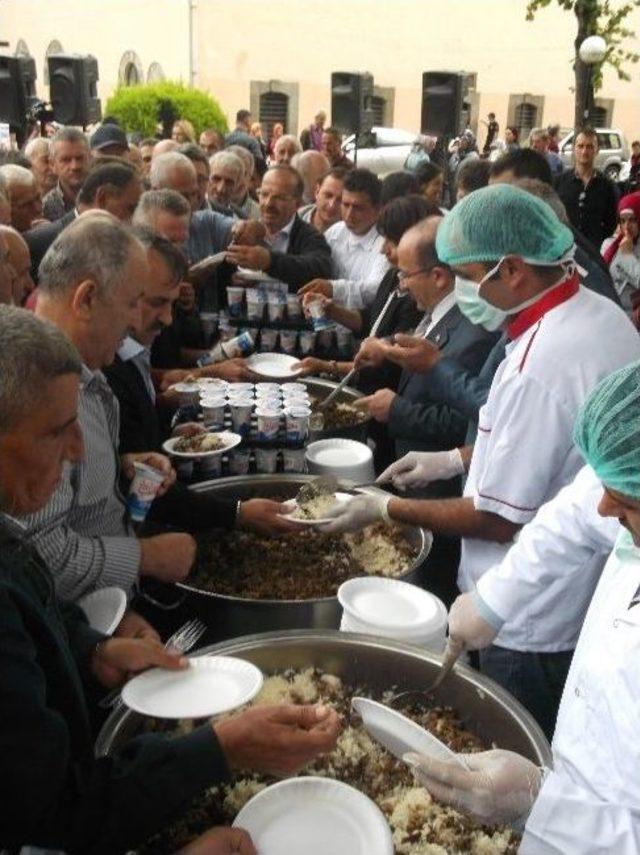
[397,267,434,283]
[257,191,295,203]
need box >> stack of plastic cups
[227,385,254,437]
[337,577,448,654]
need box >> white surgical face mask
[454,248,578,332]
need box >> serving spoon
[386,637,465,709]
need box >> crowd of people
[2,100,640,853]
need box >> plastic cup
[299,330,316,355]
[279,329,298,355]
[229,401,254,436]
[172,382,200,407]
[255,447,279,474]
[308,298,333,331]
[246,296,264,322]
[201,401,226,429]
[256,407,283,441]
[227,382,254,394]
[226,286,245,318]
[260,328,279,351]
[267,296,286,322]
[127,462,165,522]
[287,294,302,319]
[317,328,335,351]
[196,377,228,394]
[229,448,251,475]
[255,382,280,396]
[281,383,307,395]
[284,406,312,442]
[282,447,306,473]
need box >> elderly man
[528,126,563,178]
[199,127,225,157]
[556,127,617,248]
[227,144,261,219]
[20,215,196,613]
[274,134,302,165]
[300,168,389,308]
[24,136,56,195]
[42,127,90,221]
[300,110,327,152]
[321,127,354,170]
[225,108,264,163]
[324,185,640,725]
[0,164,42,232]
[0,225,34,306]
[25,161,142,281]
[179,142,212,210]
[208,150,246,216]
[103,228,296,534]
[298,166,346,233]
[225,164,332,290]
[0,306,340,854]
[292,149,330,205]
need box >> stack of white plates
[338,577,447,652]
[305,438,374,484]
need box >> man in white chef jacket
[323,184,640,736]
[405,361,640,854]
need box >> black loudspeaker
[331,71,374,136]
[48,55,101,126]
[0,55,37,130]
[421,71,465,137]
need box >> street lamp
[578,35,607,125]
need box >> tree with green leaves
[526,0,640,131]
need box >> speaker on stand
[331,71,374,166]
[420,71,466,207]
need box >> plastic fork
[99,618,207,710]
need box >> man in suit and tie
[357,216,497,485]
[356,216,498,606]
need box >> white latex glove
[377,449,464,490]
[448,591,503,651]
[404,748,543,826]
[319,493,391,534]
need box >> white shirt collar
[118,335,146,362]
[346,222,380,250]
[265,214,296,244]
[430,290,457,328]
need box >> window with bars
[259,92,288,136]
[371,95,385,126]
[514,102,538,141]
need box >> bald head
[397,215,451,312]
[149,152,198,212]
[152,139,179,158]
[399,216,442,265]
[292,150,330,204]
[0,226,33,305]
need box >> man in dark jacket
[0,305,340,854]
[225,165,332,290]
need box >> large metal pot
[168,474,431,640]
[303,377,371,442]
[96,630,551,767]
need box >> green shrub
[104,81,228,137]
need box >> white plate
[122,655,263,719]
[235,266,279,283]
[351,697,467,768]
[338,577,440,631]
[233,776,393,855]
[78,587,127,635]
[189,251,228,275]
[279,493,352,525]
[162,431,242,459]
[246,352,303,380]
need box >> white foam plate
[351,697,467,768]
[122,655,264,719]
[306,438,372,469]
[189,251,228,275]
[279,493,352,525]
[235,266,279,283]
[246,353,303,380]
[233,777,393,855]
[78,587,127,635]
[338,577,440,631]
[162,430,242,458]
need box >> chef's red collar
[507,273,580,340]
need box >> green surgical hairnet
[436,183,574,266]
[574,361,640,500]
